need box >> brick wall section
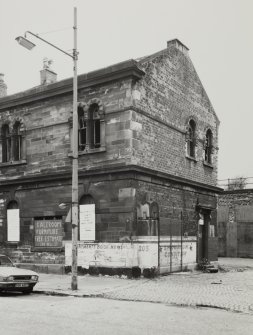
[132,43,219,186]
[0,169,218,261]
[0,43,219,188]
[0,78,135,180]
[0,176,136,245]
[136,179,217,261]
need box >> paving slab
[33,258,253,314]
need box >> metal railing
[218,177,253,190]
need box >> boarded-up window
[79,195,95,241]
[7,204,20,242]
[79,205,95,241]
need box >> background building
[0,39,220,274]
[218,178,253,258]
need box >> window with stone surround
[12,122,22,161]
[137,202,159,236]
[1,124,11,163]
[77,101,105,153]
[0,120,26,165]
[186,119,196,158]
[204,129,213,165]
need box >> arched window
[204,129,213,164]
[79,194,95,205]
[1,121,25,164]
[78,109,87,150]
[7,200,20,242]
[150,202,159,219]
[88,104,101,149]
[1,124,11,163]
[13,122,22,161]
[137,202,159,236]
[78,103,103,151]
[187,120,196,158]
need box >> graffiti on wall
[65,239,197,270]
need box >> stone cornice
[0,164,222,193]
[0,60,145,111]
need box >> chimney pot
[40,58,57,85]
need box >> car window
[0,255,14,267]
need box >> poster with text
[7,209,20,242]
[79,204,95,241]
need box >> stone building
[0,39,221,274]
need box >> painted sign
[7,209,20,242]
[34,220,63,247]
[79,204,95,241]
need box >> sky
[0,0,253,182]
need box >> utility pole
[16,7,79,290]
[71,7,78,290]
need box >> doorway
[198,210,210,262]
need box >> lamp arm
[25,31,74,59]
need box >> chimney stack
[40,58,57,85]
[167,39,189,55]
[0,73,7,97]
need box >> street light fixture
[15,36,36,50]
[16,7,79,290]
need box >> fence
[218,177,253,190]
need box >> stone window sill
[69,147,106,157]
[0,159,27,168]
[4,241,20,246]
[203,161,214,169]
[32,247,64,252]
[186,155,197,163]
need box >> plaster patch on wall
[130,121,142,131]
[107,118,120,124]
[118,188,136,200]
[132,90,141,100]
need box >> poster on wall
[79,204,95,241]
[7,209,20,242]
[34,220,63,248]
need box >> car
[0,254,39,294]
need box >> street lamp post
[16,7,79,290]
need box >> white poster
[79,204,95,241]
[7,209,20,242]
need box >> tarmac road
[0,293,252,335]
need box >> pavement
[34,257,253,315]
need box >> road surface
[0,293,252,335]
